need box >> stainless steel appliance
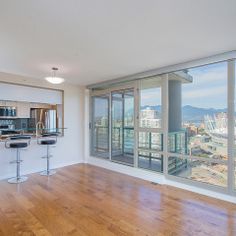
[30,108,57,133]
[0,106,17,118]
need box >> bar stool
[5,135,31,184]
[37,133,58,176]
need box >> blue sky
[183,62,227,109]
[94,97,108,118]
[141,61,229,109]
[94,61,234,117]
[140,87,161,107]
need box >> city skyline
[94,61,235,118]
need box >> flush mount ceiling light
[45,67,65,84]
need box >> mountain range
[142,105,227,122]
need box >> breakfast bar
[0,81,67,182]
[0,128,67,182]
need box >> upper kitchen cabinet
[0,82,63,104]
[0,100,7,106]
[0,82,64,129]
[30,102,53,109]
[17,102,30,118]
[5,101,16,107]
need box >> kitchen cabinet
[0,101,6,106]
[30,102,53,109]
[0,100,18,107]
[17,102,30,118]
[5,101,17,107]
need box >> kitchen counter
[0,128,66,142]
[0,134,34,142]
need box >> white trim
[84,89,90,163]
[90,82,135,96]
[109,92,112,161]
[0,161,83,181]
[165,178,236,204]
[88,156,164,184]
[163,74,169,176]
[134,81,139,168]
[228,59,235,194]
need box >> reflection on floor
[0,164,235,235]
[111,154,163,172]
[111,154,134,165]
[138,156,162,172]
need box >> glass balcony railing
[93,126,189,175]
[112,126,134,155]
[168,130,188,155]
[93,126,109,153]
[167,130,188,175]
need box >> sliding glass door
[111,89,135,165]
[91,95,109,158]
[138,76,163,172]
[90,56,236,196]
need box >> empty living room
[0,1,236,235]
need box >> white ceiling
[0,0,236,86]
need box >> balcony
[92,125,189,174]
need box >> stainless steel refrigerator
[30,108,57,133]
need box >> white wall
[0,72,85,179]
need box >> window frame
[90,94,110,159]
[137,77,165,173]
[89,53,236,197]
[164,60,234,194]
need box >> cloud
[182,86,226,100]
[140,62,229,108]
[141,88,161,106]
[182,63,228,108]
[188,63,227,86]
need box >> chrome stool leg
[40,145,56,176]
[8,148,28,184]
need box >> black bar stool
[5,135,31,184]
[37,133,58,176]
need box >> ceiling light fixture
[45,67,65,84]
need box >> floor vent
[151,182,159,185]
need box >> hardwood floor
[0,164,235,236]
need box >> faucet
[36,121,45,137]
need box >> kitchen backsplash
[0,118,29,130]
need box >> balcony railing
[92,126,188,174]
[168,130,188,154]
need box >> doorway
[111,89,135,165]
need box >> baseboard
[87,156,165,184]
[165,178,236,204]
[0,160,83,181]
[88,156,236,204]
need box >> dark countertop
[0,128,66,141]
